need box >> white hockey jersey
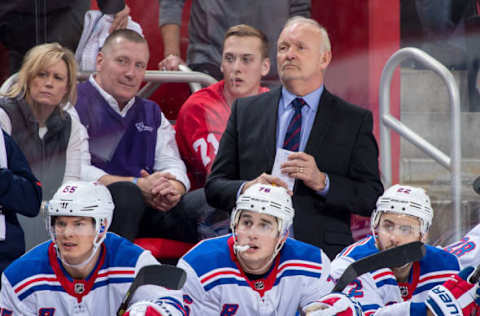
[177,234,333,316]
[332,236,460,316]
[0,232,185,316]
[444,223,480,268]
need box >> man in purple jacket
[75,29,207,244]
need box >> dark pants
[107,182,229,243]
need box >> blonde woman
[0,43,90,200]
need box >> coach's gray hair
[283,16,331,53]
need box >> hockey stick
[332,241,426,292]
[117,264,187,316]
[468,264,480,284]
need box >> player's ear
[420,232,428,243]
[261,57,270,77]
[96,51,105,73]
[320,50,332,70]
[274,233,288,253]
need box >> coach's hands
[281,152,327,192]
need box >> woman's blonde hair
[4,42,77,106]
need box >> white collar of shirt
[0,131,6,168]
[280,85,324,112]
[89,74,136,117]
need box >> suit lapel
[265,88,282,170]
[305,89,335,156]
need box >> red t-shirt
[175,80,269,189]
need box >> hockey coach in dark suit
[205,16,384,259]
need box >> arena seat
[134,238,195,263]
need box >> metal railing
[77,69,217,98]
[379,47,462,240]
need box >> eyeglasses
[377,220,421,237]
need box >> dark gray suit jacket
[205,87,384,259]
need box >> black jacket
[0,0,125,73]
[0,130,42,274]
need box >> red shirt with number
[175,80,268,190]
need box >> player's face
[235,211,282,273]
[54,216,97,265]
[375,213,422,251]
[28,59,68,108]
[277,22,330,90]
[221,35,270,100]
[95,37,149,107]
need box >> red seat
[134,238,195,260]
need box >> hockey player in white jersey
[443,181,480,268]
[306,184,480,316]
[0,181,186,316]
[444,223,480,269]
[177,183,334,315]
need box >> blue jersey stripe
[19,284,65,301]
[361,303,381,312]
[92,277,135,290]
[203,270,321,292]
[375,278,397,288]
[413,282,444,295]
[274,270,322,285]
[204,277,249,292]
[19,277,135,301]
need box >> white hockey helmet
[231,183,294,236]
[46,181,114,251]
[371,184,433,235]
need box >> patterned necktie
[282,98,306,151]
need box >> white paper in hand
[0,213,4,241]
[272,148,295,191]
[0,131,6,169]
[0,131,6,241]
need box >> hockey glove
[124,300,172,316]
[303,292,364,316]
[425,266,480,316]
